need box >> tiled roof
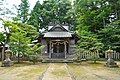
[43,32,72,38]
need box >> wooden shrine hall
[38,22,79,61]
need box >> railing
[105,51,120,60]
[78,51,120,60]
[79,51,100,59]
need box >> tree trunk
[94,60,96,63]
[18,53,20,63]
[2,41,6,63]
[2,44,5,63]
[33,61,35,64]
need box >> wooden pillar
[52,43,53,53]
[49,41,51,58]
[57,43,59,53]
[64,42,67,58]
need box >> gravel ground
[0,61,120,80]
[0,62,48,80]
[68,61,120,80]
[42,63,72,80]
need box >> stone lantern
[105,48,118,68]
[1,49,13,67]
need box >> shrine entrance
[49,40,68,58]
[53,43,64,53]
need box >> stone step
[42,59,74,63]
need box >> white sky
[0,0,73,32]
[0,0,43,32]
[6,0,43,10]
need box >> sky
[6,0,43,10]
[0,0,43,32]
[0,0,73,32]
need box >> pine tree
[27,0,42,32]
[17,0,30,23]
[28,0,74,31]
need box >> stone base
[104,63,119,68]
[1,61,13,67]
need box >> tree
[9,31,31,63]
[17,23,39,41]
[3,21,39,63]
[98,20,120,51]
[77,31,103,52]
[86,52,100,63]
[73,0,120,54]
[28,0,74,31]
[73,0,120,33]
[0,0,15,62]
[26,43,44,64]
[27,0,42,32]
[0,33,4,43]
[17,0,30,23]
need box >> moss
[16,67,45,78]
[51,69,68,76]
[16,63,48,78]
[13,61,33,67]
[24,67,44,73]
[107,66,120,74]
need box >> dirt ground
[68,61,120,80]
[0,62,48,80]
[0,61,120,80]
[42,63,72,80]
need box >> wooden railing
[78,51,100,59]
[105,51,120,60]
[77,51,120,60]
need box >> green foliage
[98,21,120,51]
[17,23,39,40]
[3,21,39,63]
[77,31,103,52]
[74,0,120,32]
[9,31,31,63]
[28,0,74,31]
[26,43,44,64]
[74,0,120,53]
[74,48,85,62]
[17,0,30,23]
[86,53,100,63]
[27,0,42,32]
[0,33,4,43]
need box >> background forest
[0,0,120,58]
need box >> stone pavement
[42,63,72,80]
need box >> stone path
[42,63,72,80]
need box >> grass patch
[17,73,34,78]
[24,67,44,73]
[106,65,120,74]
[16,67,45,78]
[51,69,68,76]
[16,63,48,78]
[13,61,33,67]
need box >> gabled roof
[48,24,69,32]
[40,23,80,39]
[42,23,72,38]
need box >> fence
[79,51,120,60]
[105,51,120,60]
[80,51,100,59]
